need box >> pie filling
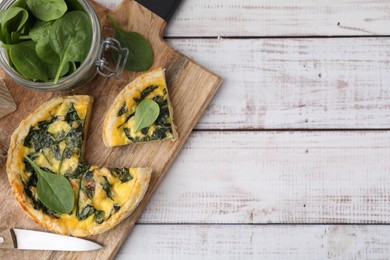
[19,99,141,226]
[104,68,177,147]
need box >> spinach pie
[6,95,151,237]
[103,68,177,147]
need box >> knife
[135,0,182,23]
[0,228,102,251]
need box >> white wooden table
[98,0,390,259]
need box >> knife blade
[0,228,102,251]
[135,0,182,23]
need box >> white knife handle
[0,228,17,249]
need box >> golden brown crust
[102,67,178,147]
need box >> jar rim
[0,0,101,91]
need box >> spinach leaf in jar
[9,41,49,81]
[29,20,63,66]
[64,0,84,11]
[0,7,29,44]
[26,0,67,22]
[29,20,53,42]
[9,40,67,81]
[49,11,92,84]
[9,0,28,9]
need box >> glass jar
[0,0,128,92]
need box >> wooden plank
[137,131,390,224]
[117,224,390,259]
[0,1,221,259]
[167,38,390,130]
[98,0,390,37]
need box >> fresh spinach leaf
[9,41,49,81]
[9,40,66,81]
[68,61,77,73]
[24,174,60,218]
[0,7,29,44]
[64,0,84,11]
[10,0,28,9]
[109,15,153,72]
[57,149,65,174]
[133,99,160,133]
[10,31,22,43]
[29,20,52,42]
[29,21,63,65]
[50,11,92,83]
[36,39,60,64]
[24,155,74,214]
[46,61,70,79]
[26,0,67,21]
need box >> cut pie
[103,68,177,147]
[6,95,151,237]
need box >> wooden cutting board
[0,0,222,259]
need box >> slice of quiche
[103,68,177,147]
[6,95,151,237]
